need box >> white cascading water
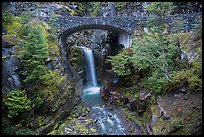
[81,47,126,135]
[82,47,97,87]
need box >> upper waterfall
[82,47,97,87]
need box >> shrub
[15,127,33,135]
[171,117,184,129]
[3,126,33,135]
[5,89,31,117]
[3,126,18,135]
[125,85,140,98]
[106,49,133,77]
[170,69,202,90]
[141,69,169,95]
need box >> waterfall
[82,47,97,87]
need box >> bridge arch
[59,24,132,48]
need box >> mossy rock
[2,35,18,46]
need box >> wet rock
[2,39,12,48]
[29,116,46,129]
[174,93,184,97]
[137,100,147,115]
[64,127,72,133]
[140,91,151,101]
[36,120,55,135]
[156,97,171,120]
[182,96,188,100]
[128,99,137,111]
[178,87,187,93]
[194,88,202,92]
[151,115,157,125]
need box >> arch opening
[59,24,131,48]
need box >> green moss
[119,106,146,134]
[150,104,160,116]
[37,116,46,127]
[90,128,97,133]
[4,16,22,39]
[152,118,172,135]
[47,130,57,135]
[53,122,60,130]
[2,55,10,59]
[60,123,66,130]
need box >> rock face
[2,35,22,93]
[25,81,80,135]
[146,87,202,135]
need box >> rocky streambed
[47,97,143,135]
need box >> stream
[81,47,127,135]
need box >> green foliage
[5,89,31,117]
[19,12,32,24]
[141,69,169,95]
[115,2,128,11]
[90,2,101,16]
[132,3,179,84]
[131,3,180,92]
[69,46,83,72]
[172,117,184,129]
[2,11,14,25]
[68,2,85,16]
[132,31,180,82]
[15,127,33,135]
[18,24,49,84]
[170,69,201,90]
[193,19,202,39]
[48,15,58,35]
[3,125,33,135]
[107,49,133,77]
[40,70,68,101]
[106,2,202,95]
[144,2,175,33]
[125,85,140,98]
[3,14,22,37]
[33,94,43,108]
[3,126,18,135]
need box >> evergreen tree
[5,89,31,117]
[18,25,49,85]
